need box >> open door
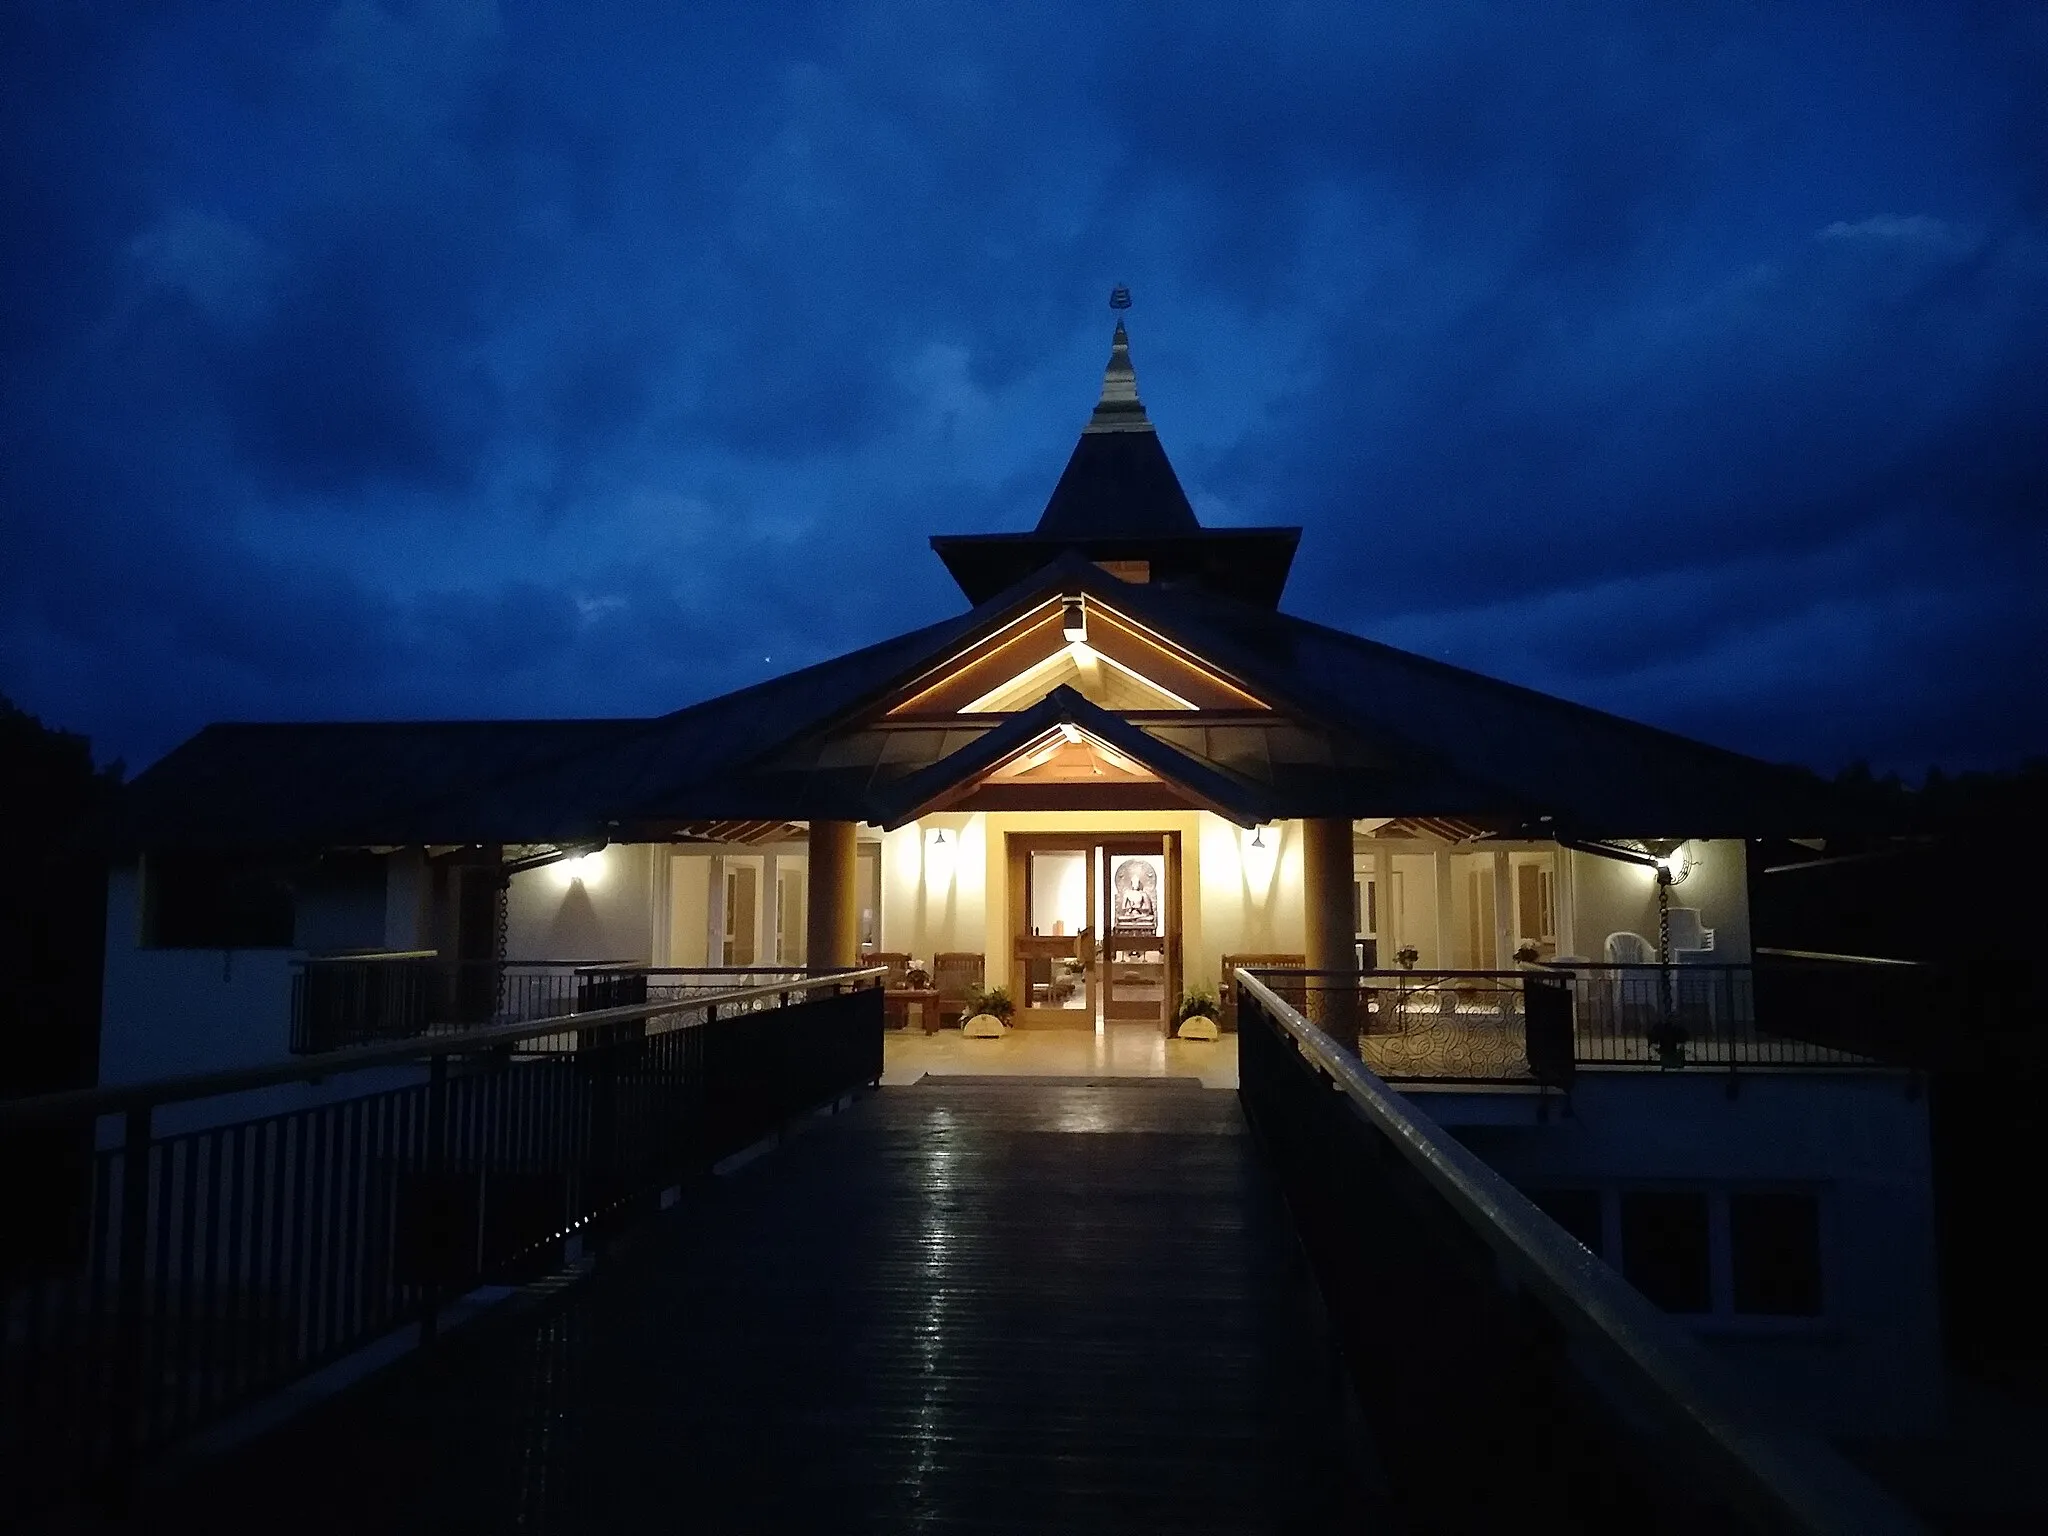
[1011,836,1097,1028]
[1164,833,1182,1028]
[1100,834,1175,1028]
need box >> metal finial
[1109,284,1132,312]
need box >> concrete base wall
[1418,1071,1942,1438]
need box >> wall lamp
[925,823,957,887]
[1240,822,1280,891]
[1653,842,1694,887]
[1062,597,1087,643]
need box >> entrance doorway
[1008,832,1182,1030]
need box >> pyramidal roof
[1034,319,1202,539]
[931,297,1300,607]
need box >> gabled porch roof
[864,685,1276,829]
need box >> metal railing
[1234,968,1925,1534]
[1249,959,1921,1085]
[0,967,885,1521]
[289,957,818,1053]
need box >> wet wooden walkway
[131,1078,1382,1533]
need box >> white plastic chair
[1604,932,1656,965]
[1603,932,1661,1038]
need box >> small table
[884,987,942,1034]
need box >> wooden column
[1302,817,1359,1046]
[805,820,860,972]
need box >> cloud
[1,0,2044,778]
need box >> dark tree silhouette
[0,693,122,1098]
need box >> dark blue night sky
[5,3,2045,776]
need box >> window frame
[139,850,300,951]
[1519,1180,1831,1330]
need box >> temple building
[108,313,1827,1051]
[99,307,1941,1436]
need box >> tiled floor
[883,1023,1239,1088]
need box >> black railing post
[0,969,889,1521]
[419,1051,449,1346]
[107,1104,152,1506]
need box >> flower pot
[962,1013,1007,1038]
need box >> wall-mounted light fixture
[1241,822,1279,892]
[1062,596,1087,644]
[555,849,606,887]
[924,823,957,887]
[1653,842,1694,887]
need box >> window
[143,853,296,949]
[722,862,758,966]
[1515,860,1555,952]
[1729,1192,1823,1316]
[775,866,806,966]
[1465,867,1496,968]
[1352,866,1403,941]
[1556,1185,1826,1321]
[1620,1191,1713,1313]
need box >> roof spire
[1085,285,1152,434]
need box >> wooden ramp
[133,1079,1382,1533]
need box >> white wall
[98,854,430,1084]
[1194,813,1303,983]
[503,843,658,964]
[1566,839,1750,963]
[1425,1071,1941,1437]
[880,813,985,965]
[98,863,300,1084]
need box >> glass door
[1099,835,1175,1026]
[1013,839,1097,1026]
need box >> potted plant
[962,985,1014,1037]
[1512,941,1543,968]
[1395,945,1419,970]
[1174,986,1222,1041]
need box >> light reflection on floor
[882,1024,1238,1089]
